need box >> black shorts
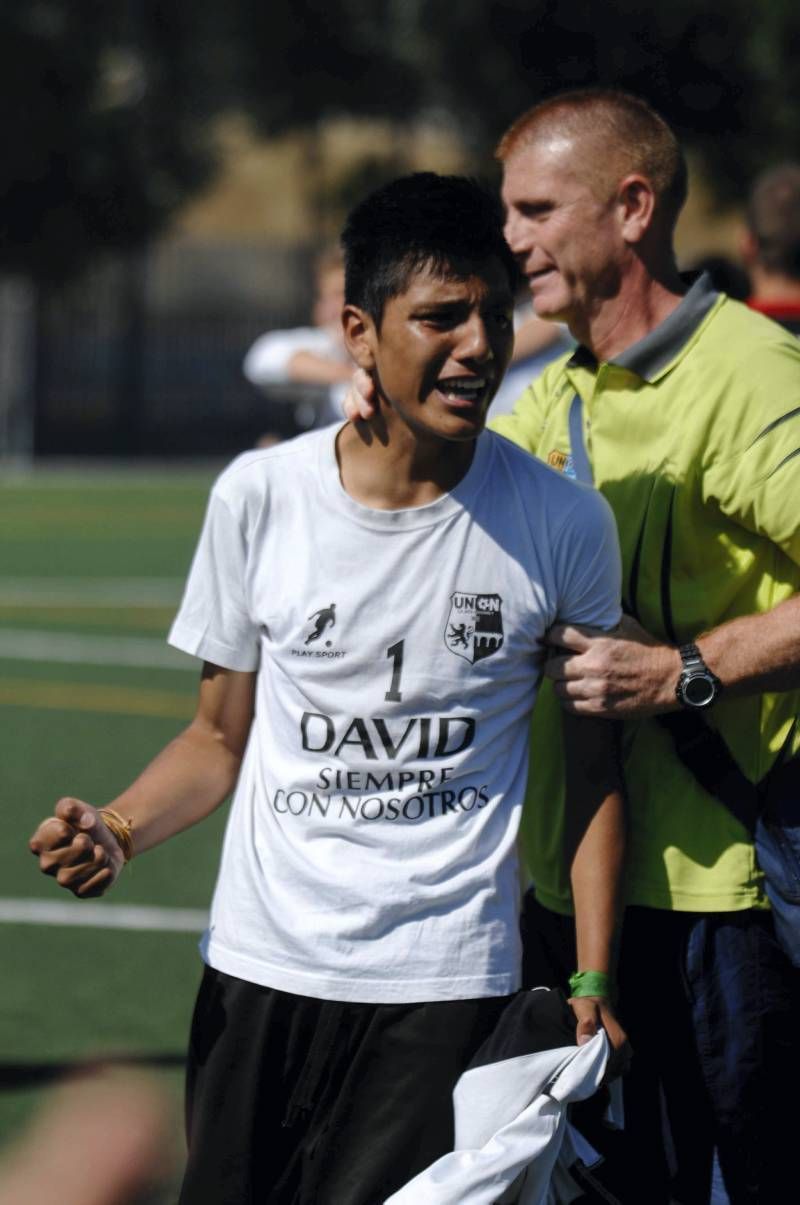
[178,965,510,1205]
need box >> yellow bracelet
[99,807,134,863]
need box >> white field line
[0,897,208,933]
[0,578,184,606]
[0,629,196,670]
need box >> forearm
[563,714,626,974]
[570,786,626,973]
[106,718,243,857]
[287,350,353,386]
[511,316,563,361]
[547,595,800,720]
[696,594,800,697]
[636,595,800,713]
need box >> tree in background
[416,0,799,203]
[0,0,216,282]
[232,0,800,206]
[2,0,799,282]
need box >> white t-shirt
[169,425,621,1004]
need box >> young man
[30,173,626,1205]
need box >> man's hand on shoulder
[570,995,632,1080]
[545,614,681,718]
[341,368,378,422]
[29,798,126,898]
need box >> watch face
[683,673,715,707]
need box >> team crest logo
[444,592,504,664]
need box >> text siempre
[266,710,491,822]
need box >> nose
[503,210,527,255]
[456,313,494,364]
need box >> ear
[342,304,378,371]
[616,174,656,245]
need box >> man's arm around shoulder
[489,359,563,455]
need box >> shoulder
[489,351,574,454]
[700,297,800,380]
[487,431,614,531]
[488,428,583,494]
[211,428,330,513]
[689,298,800,458]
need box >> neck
[573,256,685,363]
[336,410,477,510]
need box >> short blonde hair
[497,89,688,234]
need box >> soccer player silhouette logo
[305,603,337,645]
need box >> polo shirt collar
[567,272,721,381]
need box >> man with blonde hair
[496,88,800,1205]
[345,86,800,1204]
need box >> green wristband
[568,970,613,999]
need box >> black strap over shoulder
[656,711,759,833]
[657,711,799,835]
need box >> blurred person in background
[487,284,573,417]
[742,162,800,335]
[0,1067,172,1205]
[243,247,354,436]
[684,254,750,301]
[346,86,800,1205]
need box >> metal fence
[1,238,326,461]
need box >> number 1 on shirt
[385,640,404,702]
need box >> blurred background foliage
[2,0,799,283]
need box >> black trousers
[522,891,800,1205]
[178,966,509,1205]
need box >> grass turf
[0,466,223,1196]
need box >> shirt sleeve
[552,487,622,631]
[489,372,550,456]
[705,389,800,568]
[168,488,260,671]
[243,328,336,387]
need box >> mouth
[434,375,491,410]
[526,267,557,288]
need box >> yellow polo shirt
[493,276,800,913]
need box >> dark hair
[746,163,800,279]
[341,172,517,326]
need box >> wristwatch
[675,642,721,709]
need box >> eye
[418,310,462,330]
[518,201,552,220]
[488,311,513,332]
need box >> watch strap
[676,641,721,708]
[678,641,704,669]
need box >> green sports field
[0,464,227,1197]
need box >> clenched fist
[29,798,126,898]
